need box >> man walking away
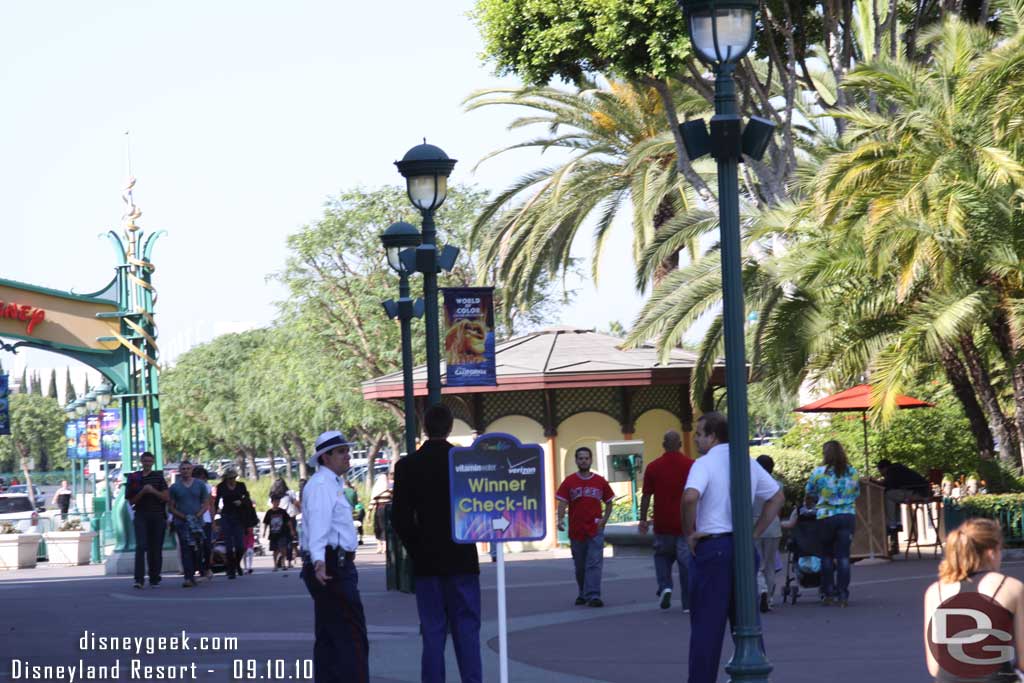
[753,455,783,612]
[639,430,694,611]
[300,430,369,683]
[556,446,615,608]
[392,404,482,683]
[682,412,785,683]
[168,461,208,588]
[126,451,169,589]
[51,480,72,520]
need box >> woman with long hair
[924,519,1022,681]
[805,440,861,606]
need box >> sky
[0,0,646,384]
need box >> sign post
[449,433,547,683]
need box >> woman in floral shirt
[805,441,861,607]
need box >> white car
[0,493,46,523]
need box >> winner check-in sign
[449,432,546,544]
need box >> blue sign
[0,373,8,436]
[442,287,496,387]
[449,433,546,543]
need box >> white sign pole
[496,541,509,683]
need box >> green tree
[19,368,26,394]
[0,394,67,486]
[64,368,76,403]
[466,79,708,304]
[46,369,57,400]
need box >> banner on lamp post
[441,287,496,387]
[100,408,121,461]
[0,373,9,436]
[65,419,77,460]
[85,414,101,456]
[75,417,87,459]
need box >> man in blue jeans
[392,404,482,683]
[126,451,169,589]
[556,447,615,607]
[639,430,694,611]
[168,460,208,588]
[682,412,785,683]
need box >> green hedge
[946,494,1024,544]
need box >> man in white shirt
[300,431,369,683]
[681,412,785,683]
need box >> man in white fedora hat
[300,430,369,683]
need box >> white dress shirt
[301,467,357,563]
[686,443,781,535]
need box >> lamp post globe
[380,221,421,273]
[394,143,458,212]
[677,0,757,65]
[394,141,459,407]
[73,399,87,418]
[95,383,113,409]
[85,390,99,414]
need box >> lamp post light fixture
[395,142,460,407]
[85,390,99,415]
[675,0,775,681]
[95,383,113,409]
[381,221,425,458]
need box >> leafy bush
[58,518,83,532]
[749,446,819,509]
[0,521,22,535]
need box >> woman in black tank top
[924,519,1023,682]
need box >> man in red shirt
[556,446,615,607]
[639,430,694,611]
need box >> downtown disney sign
[0,179,163,551]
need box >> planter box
[0,534,42,569]
[43,531,97,566]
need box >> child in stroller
[781,494,824,604]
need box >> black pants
[133,511,166,585]
[302,549,369,683]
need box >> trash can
[383,504,415,593]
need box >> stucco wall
[449,418,475,447]
[633,409,686,465]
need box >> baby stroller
[781,515,824,605]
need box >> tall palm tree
[464,78,711,306]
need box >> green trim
[0,276,122,306]
[0,333,120,357]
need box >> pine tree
[46,369,57,400]
[65,368,77,403]
[30,372,42,395]
[83,375,91,394]
[19,368,26,394]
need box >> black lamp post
[675,0,775,681]
[394,142,460,407]
[381,221,425,458]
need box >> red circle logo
[927,591,1015,678]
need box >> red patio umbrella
[794,384,933,472]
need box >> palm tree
[807,14,1024,465]
[464,78,712,306]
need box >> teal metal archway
[0,179,163,551]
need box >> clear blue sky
[0,0,645,375]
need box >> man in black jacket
[877,459,931,531]
[392,404,481,683]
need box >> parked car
[0,493,46,520]
[6,485,46,506]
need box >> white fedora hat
[308,431,355,469]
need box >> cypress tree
[83,375,91,394]
[19,368,27,394]
[47,369,58,400]
[65,368,77,402]
[30,372,42,395]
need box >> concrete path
[0,540,988,681]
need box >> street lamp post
[394,142,459,407]
[381,221,425,458]
[675,0,776,680]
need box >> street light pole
[675,0,776,680]
[395,142,458,408]
[381,221,425,458]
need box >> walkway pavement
[0,541,989,681]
